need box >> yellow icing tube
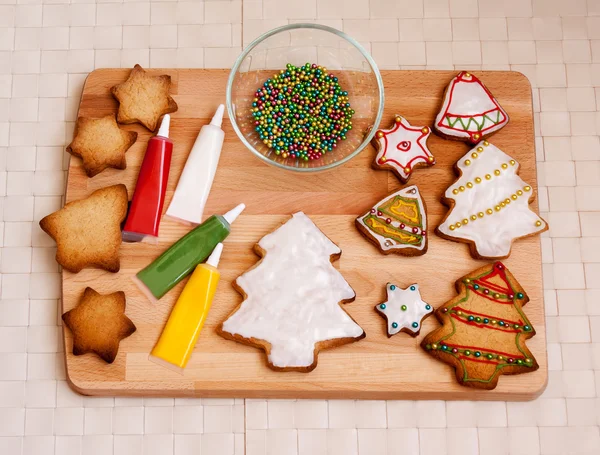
[149,243,223,373]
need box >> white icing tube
[166,104,225,225]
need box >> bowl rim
[226,23,385,172]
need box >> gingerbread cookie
[421,262,538,390]
[111,64,178,131]
[372,115,435,183]
[436,141,547,260]
[376,283,433,337]
[355,185,428,256]
[39,184,128,273]
[63,287,136,364]
[67,114,137,177]
[218,212,365,372]
[434,71,509,143]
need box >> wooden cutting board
[64,69,546,400]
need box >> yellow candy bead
[452,189,459,195]
[459,186,466,192]
[524,186,531,191]
[510,160,516,166]
[432,344,438,349]
[456,222,462,228]
[475,177,482,183]
[449,225,455,231]
[495,205,501,211]
[395,116,402,123]
[465,160,471,166]
[486,209,493,215]
[457,311,463,316]
[422,127,429,134]
[462,219,469,225]
[517,190,523,196]
[470,215,477,221]
[502,163,508,169]
[535,220,542,227]
[485,174,491,180]
[428,156,434,162]
[473,133,480,140]
[505,198,511,204]
[472,152,479,159]
[476,147,483,153]
[478,212,484,218]
[467,182,473,188]
[483,141,489,146]
[465,279,471,283]
[380,157,387,162]
[404,167,411,174]
[494,170,501,176]
[511,194,518,200]
[376,131,384,138]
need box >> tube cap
[157,114,170,138]
[206,243,223,268]
[210,104,225,128]
[223,203,245,225]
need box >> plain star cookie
[436,141,547,260]
[111,64,178,131]
[67,114,138,177]
[63,287,136,364]
[421,262,538,390]
[39,184,128,273]
[372,115,435,183]
[434,71,509,143]
[375,283,433,337]
[218,212,365,372]
[355,185,428,256]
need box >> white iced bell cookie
[436,141,547,259]
[220,212,365,371]
[434,71,509,143]
[376,283,433,337]
[372,115,435,183]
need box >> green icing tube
[135,203,245,302]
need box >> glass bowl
[226,23,384,172]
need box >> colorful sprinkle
[252,63,354,161]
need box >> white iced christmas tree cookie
[372,115,435,183]
[436,141,548,259]
[218,212,365,372]
[376,283,433,337]
[434,71,509,143]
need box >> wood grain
[63,69,546,400]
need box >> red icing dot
[400,223,405,229]
[442,308,448,313]
[386,218,392,224]
[508,294,514,299]
[412,227,419,234]
[370,208,376,214]
[377,211,382,216]
[421,230,426,236]
[508,358,514,363]
[483,289,489,295]
[496,262,504,270]
[451,348,458,354]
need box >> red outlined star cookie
[371,115,435,183]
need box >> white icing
[356,185,427,253]
[376,283,433,336]
[221,212,364,368]
[374,116,435,182]
[437,141,547,258]
[435,72,508,142]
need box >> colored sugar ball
[251,63,354,161]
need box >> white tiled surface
[1,0,600,454]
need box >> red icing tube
[123,115,173,243]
